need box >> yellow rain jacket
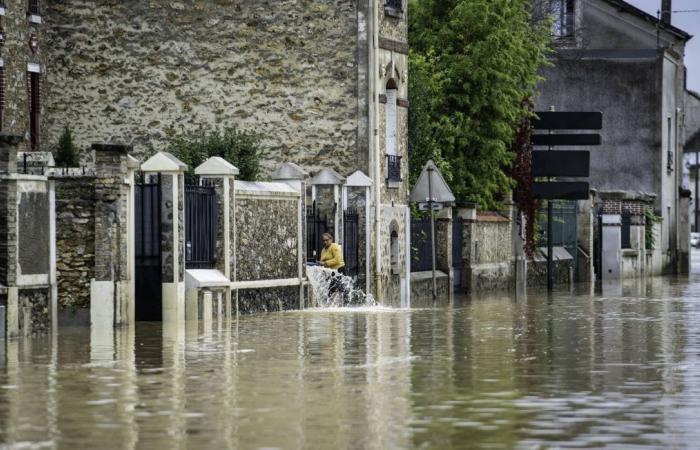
[320,243,345,270]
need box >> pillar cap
[346,170,373,187]
[195,157,239,177]
[141,151,187,173]
[271,162,308,181]
[91,142,133,153]
[0,134,23,146]
[310,168,345,185]
[126,154,140,169]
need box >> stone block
[0,134,22,173]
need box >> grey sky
[624,0,700,92]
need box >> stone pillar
[272,162,309,308]
[601,214,622,280]
[679,189,691,274]
[141,152,188,326]
[0,135,22,339]
[435,207,453,299]
[90,143,132,330]
[456,205,476,292]
[194,157,238,316]
[126,155,139,325]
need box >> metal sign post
[428,166,437,298]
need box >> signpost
[532,110,602,291]
[409,160,456,298]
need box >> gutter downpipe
[371,0,382,301]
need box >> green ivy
[644,208,663,250]
[167,126,261,181]
[54,126,80,168]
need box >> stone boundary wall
[53,176,96,311]
[461,211,514,293]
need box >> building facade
[5,0,411,306]
[536,0,692,276]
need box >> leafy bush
[54,126,80,167]
[644,208,663,250]
[167,126,261,181]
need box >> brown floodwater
[2,274,700,449]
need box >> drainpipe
[371,0,382,300]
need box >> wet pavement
[2,264,700,448]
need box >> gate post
[90,143,133,331]
[195,157,238,316]
[141,152,188,325]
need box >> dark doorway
[343,208,359,277]
[135,176,162,321]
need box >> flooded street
[3,270,700,449]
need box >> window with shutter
[29,72,40,150]
[385,89,397,156]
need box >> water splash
[306,266,377,308]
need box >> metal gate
[185,182,218,269]
[343,209,359,277]
[452,216,463,286]
[306,201,331,262]
[411,217,433,272]
[135,176,162,321]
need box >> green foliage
[645,208,663,250]
[54,126,80,167]
[408,0,550,209]
[167,126,261,181]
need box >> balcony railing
[386,154,402,183]
[28,0,40,15]
[385,0,402,12]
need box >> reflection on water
[2,274,700,449]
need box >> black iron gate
[452,216,463,286]
[411,217,433,272]
[306,201,331,262]
[135,176,162,321]
[343,209,359,277]
[185,182,218,269]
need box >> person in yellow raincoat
[320,233,345,272]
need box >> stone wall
[17,288,50,336]
[235,197,298,282]
[462,212,514,293]
[54,177,95,310]
[44,1,363,175]
[238,287,299,315]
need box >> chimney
[661,0,672,25]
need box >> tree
[408,0,550,209]
[167,126,261,181]
[54,126,80,167]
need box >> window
[390,230,400,275]
[385,85,401,183]
[551,0,575,38]
[29,71,41,150]
[667,117,673,172]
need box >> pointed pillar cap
[271,162,309,180]
[310,168,345,185]
[141,151,187,173]
[195,156,239,176]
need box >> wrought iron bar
[28,0,41,15]
[386,154,402,182]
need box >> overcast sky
[624,0,700,92]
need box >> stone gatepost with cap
[0,134,56,339]
[141,152,187,325]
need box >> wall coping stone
[186,269,230,289]
[598,190,656,202]
[126,154,140,169]
[235,180,300,197]
[0,173,48,181]
[91,142,133,153]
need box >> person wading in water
[319,233,348,303]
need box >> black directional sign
[531,133,601,146]
[532,151,590,177]
[532,112,602,130]
[532,182,590,200]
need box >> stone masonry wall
[0,178,17,285]
[54,177,95,310]
[18,288,50,335]
[236,197,298,282]
[44,1,362,176]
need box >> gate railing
[185,180,218,269]
[411,217,433,272]
[343,209,359,277]
[306,201,331,262]
[452,216,463,269]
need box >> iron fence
[306,201,330,262]
[28,0,41,15]
[411,217,433,272]
[343,209,359,277]
[185,181,218,269]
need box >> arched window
[390,229,399,275]
[385,80,397,157]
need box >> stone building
[25,1,411,306]
[536,0,692,277]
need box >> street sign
[532,182,590,200]
[532,151,590,177]
[531,133,601,146]
[532,112,603,130]
[418,202,443,211]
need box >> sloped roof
[602,0,692,41]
